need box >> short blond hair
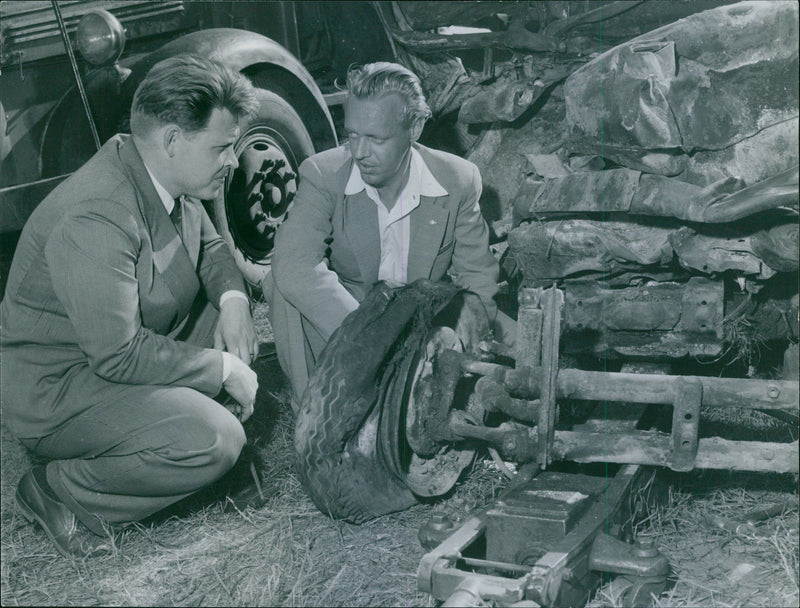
[346,62,431,129]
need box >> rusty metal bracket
[516,288,543,368]
[589,532,669,580]
[588,531,669,607]
[670,377,702,472]
[537,285,564,468]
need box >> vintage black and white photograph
[0,1,798,606]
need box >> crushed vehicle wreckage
[294,2,799,606]
[2,2,794,604]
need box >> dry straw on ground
[1,302,797,606]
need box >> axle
[410,286,799,474]
[459,355,799,412]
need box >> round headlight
[77,9,125,66]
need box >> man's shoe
[16,467,112,558]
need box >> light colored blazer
[1,135,246,439]
[271,143,499,341]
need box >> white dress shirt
[344,148,448,285]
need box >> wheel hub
[225,127,297,263]
[406,327,462,455]
[399,326,478,497]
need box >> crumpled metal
[514,166,799,224]
[459,78,547,124]
[508,218,676,282]
[563,1,799,179]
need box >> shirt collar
[144,163,178,214]
[344,147,448,199]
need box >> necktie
[170,197,183,237]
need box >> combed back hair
[346,62,432,129]
[130,55,259,136]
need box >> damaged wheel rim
[383,325,477,498]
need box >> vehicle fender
[40,28,336,178]
[123,29,336,146]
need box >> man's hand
[214,297,259,365]
[223,357,258,422]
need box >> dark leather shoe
[16,467,112,558]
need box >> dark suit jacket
[271,143,499,341]
[1,134,246,439]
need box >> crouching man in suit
[264,62,511,411]
[1,55,261,557]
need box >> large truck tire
[294,280,482,523]
[212,87,314,288]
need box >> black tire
[213,87,315,287]
[295,280,466,523]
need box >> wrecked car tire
[295,279,488,523]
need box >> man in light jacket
[265,62,503,410]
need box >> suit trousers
[262,273,327,414]
[19,298,246,535]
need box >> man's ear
[409,119,425,143]
[162,125,181,158]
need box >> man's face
[344,93,416,193]
[172,108,240,200]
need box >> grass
[1,387,449,607]
[0,302,507,607]
[2,302,798,606]
[626,476,799,608]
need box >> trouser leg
[25,384,245,535]
[262,273,326,413]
